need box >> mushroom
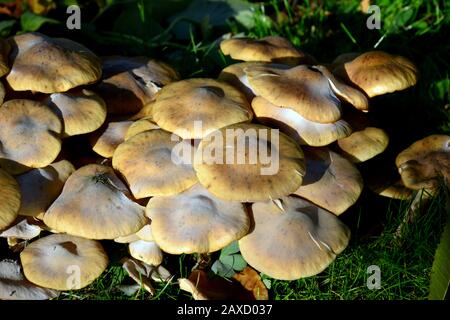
[220,36,315,65]
[245,64,368,124]
[129,240,163,266]
[15,160,75,218]
[147,183,250,254]
[239,196,350,280]
[45,89,107,137]
[252,96,352,146]
[0,260,58,300]
[124,116,159,140]
[6,32,102,93]
[336,127,389,163]
[0,168,20,231]
[0,82,5,105]
[90,120,134,158]
[332,51,419,97]
[43,164,146,240]
[95,56,179,114]
[115,224,153,243]
[151,78,253,139]
[293,147,363,215]
[20,233,109,290]
[112,129,198,198]
[0,99,62,174]
[194,123,305,202]
[0,37,10,77]
[0,217,43,241]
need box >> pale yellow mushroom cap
[46,89,107,137]
[43,164,146,240]
[147,184,250,254]
[113,129,198,198]
[245,65,366,123]
[220,36,314,65]
[0,99,62,175]
[95,56,179,114]
[90,120,134,158]
[125,116,159,140]
[129,240,163,266]
[0,38,11,77]
[16,160,75,218]
[20,233,108,290]
[0,169,20,231]
[6,32,101,93]
[396,134,450,190]
[337,127,389,163]
[293,147,363,215]
[0,259,58,300]
[333,51,419,97]
[194,123,305,202]
[252,96,352,146]
[239,196,350,280]
[152,78,253,139]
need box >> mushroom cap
[115,224,153,243]
[43,164,146,239]
[113,130,198,198]
[96,56,179,114]
[369,178,413,200]
[152,78,253,139]
[395,135,450,190]
[0,99,62,174]
[220,36,314,65]
[125,116,159,140]
[6,32,102,93]
[337,127,389,163]
[0,38,11,77]
[246,65,344,123]
[0,259,58,300]
[218,62,290,102]
[46,89,107,137]
[194,123,305,202]
[20,233,109,290]
[16,160,75,218]
[0,82,5,105]
[129,240,163,266]
[293,147,363,215]
[90,120,134,158]
[239,196,350,280]
[0,169,20,230]
[147,183,250,254]
[0,217,42,240]
[252,96,352,146]
[333,51,418,97]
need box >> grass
[1,0,449,300]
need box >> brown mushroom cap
[252,96,352,146]
[16,160,75,218]
[90,120,134,158]
[0,259,58,300]
[43,164,146,239]
[0,99,62,174]
[245,65,366,123]
[194,123,305,202]
[239,196,350,280]
[220,36,314,65]
[113,130,198,198]
[20,233,109,290]
[293,147,363,215]
[6,32,101,93]
[0,169,20,231]
[95,56,179,114]
[147,184,250,254]
[46,89,107,137]
[152,78,253,139]
[333,51,419,97]
[395,134,450,190]
[0,38,10,77]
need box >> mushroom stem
[192,253,212,271]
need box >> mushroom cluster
[1,32,442,300]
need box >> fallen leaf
[233,267,269,300]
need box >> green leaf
[428,200,450,300]
[220,240,240,257]
[262,278,271,289]
[20,11,59,32]
[220,254,247,271]
[0,20,16,38]
[211,259,235,277]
